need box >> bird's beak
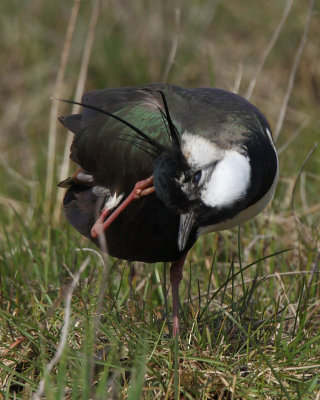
[178,211,195,252]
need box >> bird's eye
[193,170,202,186]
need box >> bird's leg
[170,253,188,337]
[91,175,154,238]
[90,208,110,237]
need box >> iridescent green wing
[62,85,178,194]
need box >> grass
[1,222,320,399]
[1,0,320,398]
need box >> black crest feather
[157,90,181,147]
[57,98,165,156]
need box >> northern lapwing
[58,83,279,336]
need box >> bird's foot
[133,175,155,199]
[91,208,110,238]
[90,176,154,238]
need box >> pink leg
[91,176,154,238]
[170,253,188,337]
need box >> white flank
[265,127,273,143]
[104,192,124,210]
[202,150,251,208]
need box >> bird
[58,83,278,336]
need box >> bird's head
[154,132,252,251]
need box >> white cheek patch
[202,150,251,208]
[181,132,223,168]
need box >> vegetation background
[0,0,319,398]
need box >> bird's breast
[103,194,196,262]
